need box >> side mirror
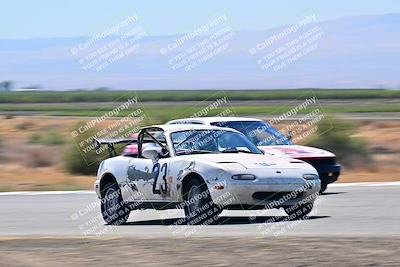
[287,130,293,141]
[142,147,161,160]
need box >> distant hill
[0,14,399,90]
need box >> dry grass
[0,164,93,191]
[0,116,399,191]
[0,117,96,191]
[25,146,57,167]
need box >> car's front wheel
[284,202,313,220]
[101,183,129,225]
[183,178,221,225]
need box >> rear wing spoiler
[93,137,137,157]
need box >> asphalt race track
[0,182,399,238]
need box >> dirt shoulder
[0,237,399,266]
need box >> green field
[1,104,399,122]
[1,89,400,103]
[1,89,399,121]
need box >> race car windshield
[211,121,293,146]
[171,130,262,155]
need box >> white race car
[94,124,320,225]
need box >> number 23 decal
[152,163,168,194]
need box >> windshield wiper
[221,148,258,154]
[221,148,239,153]
[237,149,259,154]
[176,149,215,155]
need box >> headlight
[232,174,256,180]
[303,174,319,180]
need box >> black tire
[319,182,328,194]
[284,202,313,220]
[183,178,221,225]
[101,183,130,225]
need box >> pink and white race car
[167,117,341,193]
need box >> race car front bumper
[315,164,341,185]
[298,158,341,186]
[209,178,320,209]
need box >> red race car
[167,117,341,193]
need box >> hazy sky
[2,0,400,39]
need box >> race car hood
[260,145,335,159]
[191,153,306,170]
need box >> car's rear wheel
[101,183,129,225]
[183,178,221,225]
[284,202,313,220]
